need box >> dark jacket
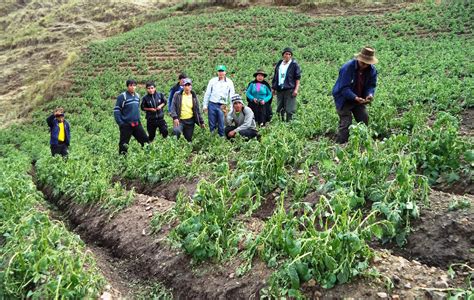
[332,59,377,110]
[141,92,166,120]
[170,90,204,125]
[168,83,183,112]
[271,59,302,91]
[46,114,70,146]
[113,91,141,126]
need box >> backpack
[121,91,140,109]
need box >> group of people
[47,46,378,156]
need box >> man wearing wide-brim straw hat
[332,46,378,144]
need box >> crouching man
[224,94,258,140]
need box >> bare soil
[460,107,474,137]
[117,176,200,201]
[301,2,416,18]
[387,190,474,268]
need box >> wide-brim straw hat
[253,69,267,78]
[355,46,378,64]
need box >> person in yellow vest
[170,78,205,142]
[46,107,70,156]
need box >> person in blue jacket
[332,46,378,144]
[114,79,149,154]
[168,73,187,112]
[246,69,272,126]
[46,107,70,157]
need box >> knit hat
[231,94,244,104]
[281,47,293,56]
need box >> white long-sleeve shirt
[203,77,235,109]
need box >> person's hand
[260,100,265,105]
[253,99,258,103]
[203,108,208,114]
[229,130,236,137]
[200,123,205,129]
[365,95,374,103]
[271,89,276,96]
[173,119,179,127]
[355,97,365,104]
[292,90,298,97]
[221,104,228,114]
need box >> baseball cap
[216,65,227,72]
[183,78,192,85]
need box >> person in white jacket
[224,94,258,140]
[203,65,235,137]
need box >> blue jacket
[332,59,377,110]
[114,91,141,126]
[246,81,272,103]
[168,84,183,112]
[46,114,70,146]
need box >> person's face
[127,84,137,94]
[184,83,192,93]
[146,86,156,94]
[256,74,264,82]
[179,78,186,86]
[283,52,292,62]
[217,70,226,79]
[357,60,369,70]
[233,101,243,112]
[55,113,64,122]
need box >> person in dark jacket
[114,79,149,154]
[141,81,168,141]
[168,72,187,112]
[246,69,272,126]
[332,46,378,144]
[170,78,205,142]
[271,47,301,122]
[46,107,70,157]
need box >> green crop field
[1,1,473,298]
